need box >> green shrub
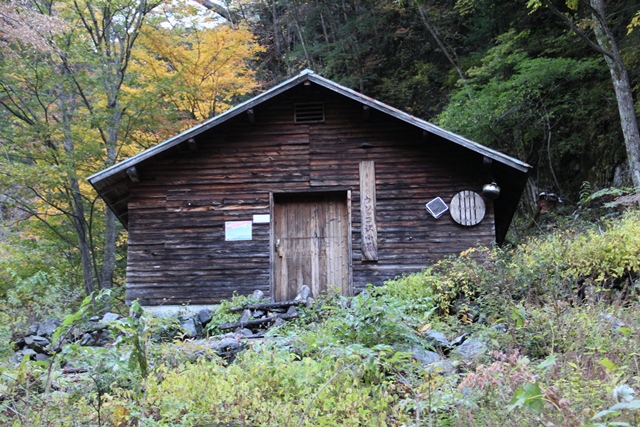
[393,211,640,322]
[455,302,640,426]
[509,211,640,302]
[143,347,410,426]
[0,269,82,358]
[4,209,640,427]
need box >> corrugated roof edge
[88,69,530,185]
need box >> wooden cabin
[89,70,531,305]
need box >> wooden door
[273,193,351,301]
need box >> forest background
[1,1,640,426]
[0,0,639,330]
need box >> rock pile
[11,319,60,362]
[8,284,520,375]
[177,286,313,340]
[10,312,124,363]
[8,287,314,364]
[178,308,212,339]
[167,286,313,361]
[218,299,304,334]
[412,330,488,374]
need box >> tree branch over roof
[192,0,234,22]
[539,0,614,59]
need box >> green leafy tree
[527,0,640,189]
[438,30,622,196]
[133,2,264,126]
[0,0,161,295]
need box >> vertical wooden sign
[359,161,378,261]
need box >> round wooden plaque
[450,191,485,226]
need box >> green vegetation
[1,0,640,425]
[2,209,640,426]
[0,0,265,298]
[2,0,639,299]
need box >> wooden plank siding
[125,86,495,305]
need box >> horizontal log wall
[126,85,494,305]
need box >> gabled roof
[88,69,531,235]
[89,69,529,185]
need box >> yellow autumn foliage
[133,21,264,125]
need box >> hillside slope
[1,209,640,426]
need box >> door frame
[269,189,353,301]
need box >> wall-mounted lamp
[482,182,501,199]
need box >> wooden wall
[126,84,494,305]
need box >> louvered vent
[294,102,325,123]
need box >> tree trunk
[75,1,157,291]
[269,0,282,58]
[291,1,313,69]
[417,5,467,86]
[99,116,120,290]
[60,87,96,295]
[541,0,640,189]
[193,0,235,22]
[71,178,96,296]
[590,0,640,189]
[100,204,116,290]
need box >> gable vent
[294,102,325,123]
